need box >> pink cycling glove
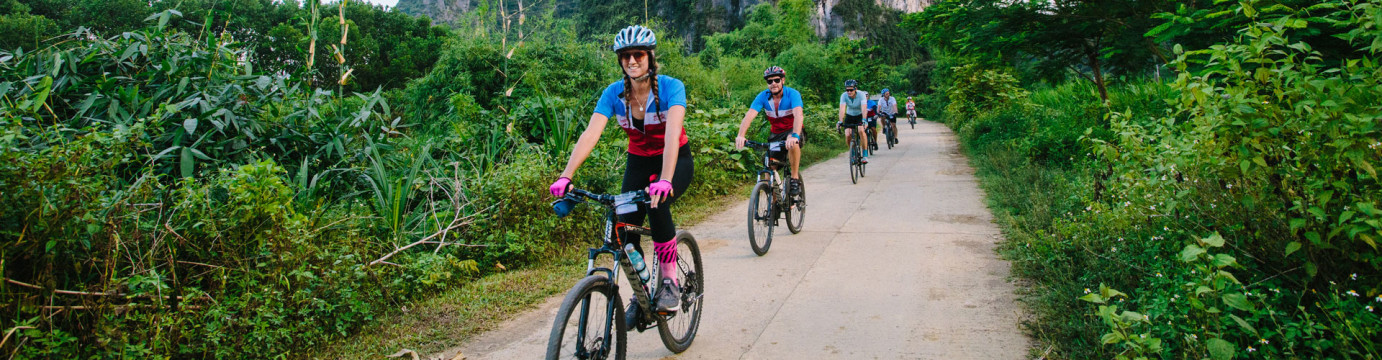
[549,177,571,197]
[648,179,674,198]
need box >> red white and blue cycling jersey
[594,75,690,157]
[749,87,803,134]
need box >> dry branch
[4,278,211,302]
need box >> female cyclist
[548,25,693,314]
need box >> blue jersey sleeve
[593,82,622,118]
[788,88,803,110]
[658,75,688,109]
[750,90,770,112]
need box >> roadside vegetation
[0,0,925,358]
[910,0,1382,358]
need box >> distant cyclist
[548,25,692,314]
[878,89,898,143]
[905,96,917,123]
[735,66,804,195]
[836,80,869,163]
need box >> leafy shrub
[943,64,1028,129]
[938,1,1382,359]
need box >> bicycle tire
[657,231,704,353]
[860,156,867,177]
[886,126,895,149]
[546,275,625,360]
[848,138,859,184]
[785,179,805,234]
[747,182,775,256]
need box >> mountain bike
[882,116,897,149]
[743,140,807,256]
[908,110,917,129]
[547,188,705,359]
[837,123,867,184]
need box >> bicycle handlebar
[552,188,651,218]
[743,140,785,151]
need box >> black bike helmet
[844,79,858,88]
[763,66,786,79]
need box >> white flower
[1227,183,1233,189]
[1248,346,1256,352]
[1164,226,1169,231]
[1151,205,1157,210]
[1156,272,1164,277]
[1260,339,1269,345]
[1111,247,1118,252]
[1348,290,1360,297]
[1351,273,1358,280]
[1085,288,1092,294]
[1369,306,1375,312]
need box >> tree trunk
[1089,49,1108,102]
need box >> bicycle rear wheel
[785,179,805,234]
[747,182,775,256]
[657,231,704,353]
[859,152,867,177]
[546,275,625,360]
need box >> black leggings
[620,145,695,254]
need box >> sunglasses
[846,88,856,92]
[618,50,648,62]
[766,77,783,84]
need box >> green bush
[934,1,1382,358]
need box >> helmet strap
[631,72,652,81]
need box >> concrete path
[444,121,1030,359]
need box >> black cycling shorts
[767,131,797,161]
[841,114,864,127]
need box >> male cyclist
[735,66,804,194]
[836,80,869,163]
[878,88,898,144]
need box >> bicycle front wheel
[747,182,775,256]
[546,275,625,360]
[848,138,859,184]
[657,231,704,353]
[785,179,805,234]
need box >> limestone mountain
[396,0,929,40]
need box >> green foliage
[930,1,1382,358]
[942,64,1028,128]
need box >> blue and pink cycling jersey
[749,87,803,134]
[594,75,690,157]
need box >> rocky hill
[397,0,930,38]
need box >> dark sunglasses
[618,50,648,61]
[846,88,856,92]
[766,77,783,84]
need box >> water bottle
[625,243,652,285]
